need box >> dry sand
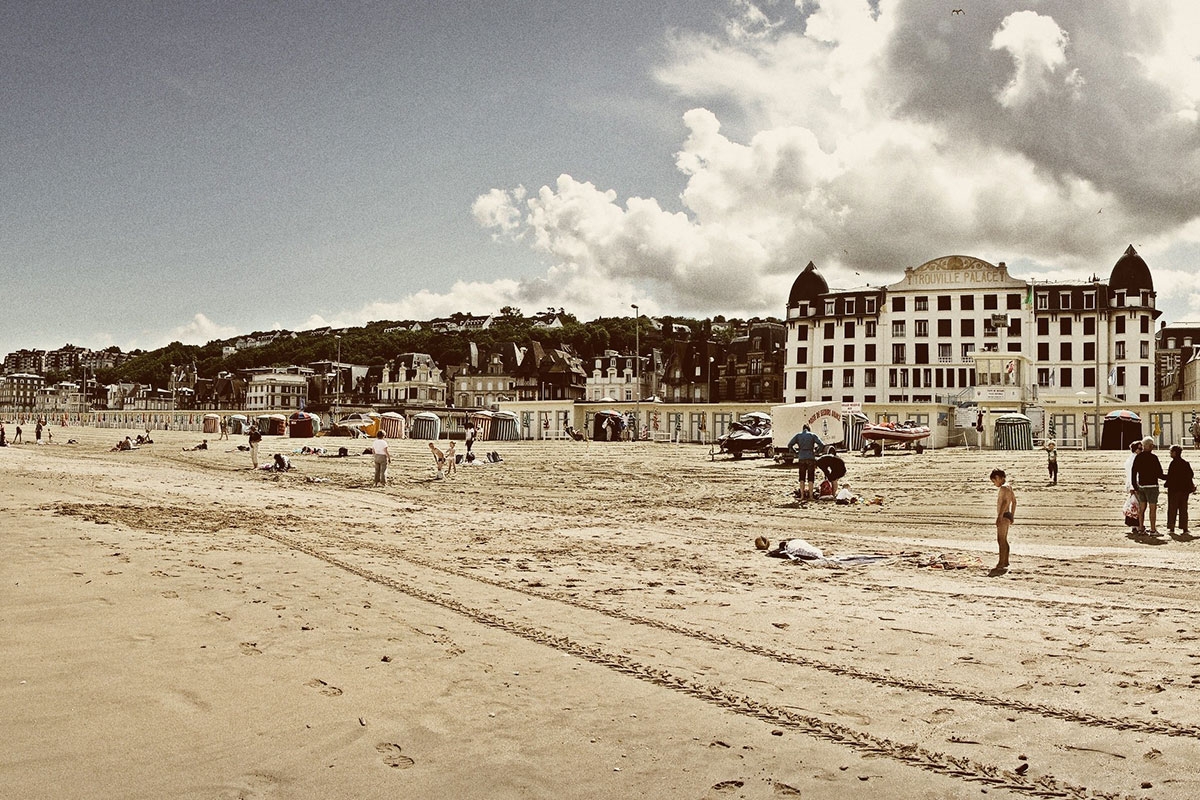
[3,426,1200,799]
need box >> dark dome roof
[787,261,828,308]
[1109,244,1153,294]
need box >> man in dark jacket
[1164,445,1194,535]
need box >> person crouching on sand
[990,468,1016,574]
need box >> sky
[4,0,1200,358]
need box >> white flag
[1108,366,1118,386]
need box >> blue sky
[4,1,1200,357]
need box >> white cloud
[990,11,1073,108]
[157,313,238,347]
[445,1,1200,327]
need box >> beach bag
[1122,494,1139,527]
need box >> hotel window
[824,300,835,315]
[1084,367,1095,387]
[892,296,906,312]
[1037,317,1049,335]
[1060,342,1072,360]
[984,319,998,337]
[1141,315,1151,334]
[1060,317,1072,335]
[797,326,809,340]
[1036,293,1049,309]
[938,295,952,311]
[865,321,877,337]
[798,373,807,389]
[1141,341,1149,359]
[864,368,877,387]
[1060,292,1071,309]
[844,344,855,361]
[1116,366,1126,386]
[843,369,854,387]
[1141,366,1150,385]
[1083,317,1095,336]
[892,343,907,363]
[1037,368,1052,387]
[1084,292,1096,310]
[961,319,975,336]
[1007,293,1022,310]
[1083,342,1095,360]
[892,320,906,337]
[1008,318,1021,336]
[823,346,834,362]
[846,298,855,315]
[916,320,928,337]
[1116,316,1126,334]
[824,322,835,338]
[822,369,834,388]
[797,347,808,363]
[865,297,877,314]
[865,344,877,361]
[938,319,952,336]
[844,321,856,337]
[915,296,929,311]
[1037,342,1050,360]
[1060,368,1072,387]
[961,295,975,310]
[984,294,998,310]
[889,369,898,388]
[1115,342,1125,359]
[1116,291,1126,306]
[938,343,952,362]
[962,343,976,360]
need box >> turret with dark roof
[1109,244,1154,294]
[787,261,828,309]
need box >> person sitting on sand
[183,439,209,451]
[112,436,134,452]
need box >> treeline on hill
[93,308,764,389]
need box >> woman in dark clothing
[1164,445,1195,535]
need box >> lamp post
[334,335,342,418]
[631,304,639,442]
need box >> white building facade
[784,247,1159,410]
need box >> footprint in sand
[208,611,231,622]
[305,678,342,696]
[239,642,262,656]
[376,742,415,769]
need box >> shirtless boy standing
[990,468,1017,574]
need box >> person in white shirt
[371,432,391,486]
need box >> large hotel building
[783,245,1159,411]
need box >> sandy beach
[4,426,1200,799]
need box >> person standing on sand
[248,424,263,469]
[13,424,21,444]
[219,418,229,440]
[990,469,1016,573]
[1164,445,1194,535]
[787,424,825,501]
[1132,437,1165,534]
[1044,439,1058,485]
[464,421,476,456]
[371,431,391,486]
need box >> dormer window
[1059,292,1071,309]
[846,298,855,315]
[1083,292,1096,310]
[824,300,835,315]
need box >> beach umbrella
[1104,409,1141,422]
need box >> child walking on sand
[990,468,1017,574]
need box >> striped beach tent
[468,410,495,440]
[202,414,221,434]
[379,411,406,439]
[409,411,441,440]
[843,411,869,452]
[489,410,519,441]
[993,413,1033,450]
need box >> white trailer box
[771,401,844,463]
